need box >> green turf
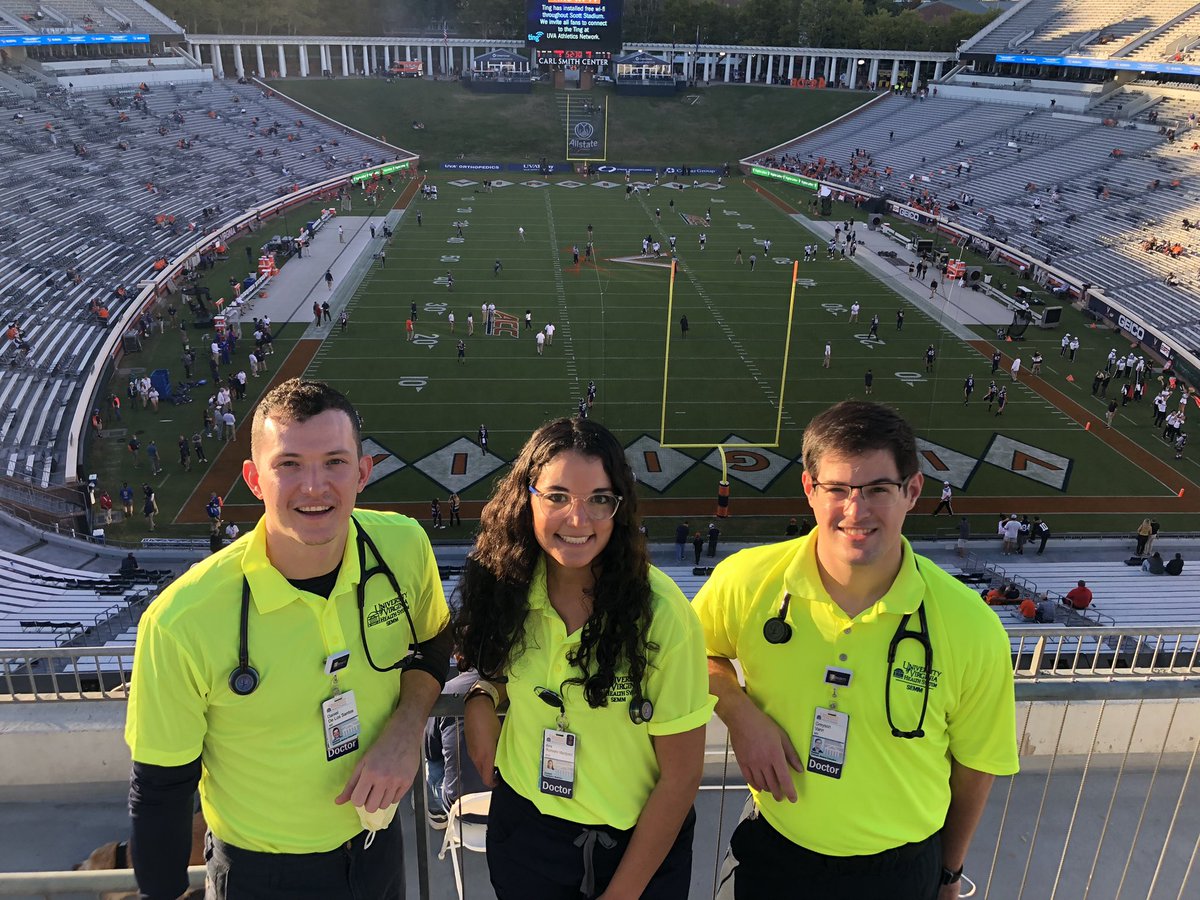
[268,79,871,167]
[295,178,1174,510]
[84,159,1198,541]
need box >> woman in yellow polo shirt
[453,417,713,899]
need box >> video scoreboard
[527,1,624,62]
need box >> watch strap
[940,864,963,885]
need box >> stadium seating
[0,78,399,486]
[0,0,180,35]
[0,546,169,648]
[983,559,1199,628]
[963,0,1200,58]
[753,91,1200,350]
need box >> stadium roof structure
[614,50,671,66]
[916,0,1019,16]
[471,48,528,65]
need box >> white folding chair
[437,791,492,900]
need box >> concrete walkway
[230,208,400,330]
[790,208,1015,336]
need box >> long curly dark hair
[452,417,654,708]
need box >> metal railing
[4,627,1199,702]
[0,680,1197,898]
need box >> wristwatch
[940,865,963,885]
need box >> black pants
[204,825,403,900]
[486,776,695,899]
[714,801,941,900]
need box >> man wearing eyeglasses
[695,400,1017,899]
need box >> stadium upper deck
[0,0,181,37]
[963,0,1200,62]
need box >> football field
[220,171,1193,533]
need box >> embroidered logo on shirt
[606,676,635,703]
[366,595,407,629]
[891,661,941,692]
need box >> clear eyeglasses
[809,478,912,508]
[528,485,623,520]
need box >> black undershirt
[287,561,342,598]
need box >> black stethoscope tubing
[762,581,934,739]
[229,516,418,696]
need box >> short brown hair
[801,400,918,479]
[251,378,362,457]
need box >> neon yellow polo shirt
[693,532,1017,856]
[126,510,448,853]
[496,559,715,829]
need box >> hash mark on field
[544,193,578,399]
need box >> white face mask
[356,802,399,849]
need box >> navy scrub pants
[203,823,403,900]
[714,799,942,900]
[486,775,695,899]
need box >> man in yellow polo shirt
[694,400,1017,899]
[126,379,450,900]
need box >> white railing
[6,629,1200,702]
[0,680,1197,898]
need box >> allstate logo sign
[569,120,600,153]
[1118,314,1145,341]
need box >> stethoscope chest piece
[763,593,794,644]
[229,665,260,696]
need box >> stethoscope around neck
[761,586,934,740]
[229,517,419,696]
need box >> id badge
[540,729,577,799]
[807,707,849,779]
[322,690,360,761]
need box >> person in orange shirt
[1018,597,1037,621]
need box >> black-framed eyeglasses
[810,477,912,507]
[528,485,623,520]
